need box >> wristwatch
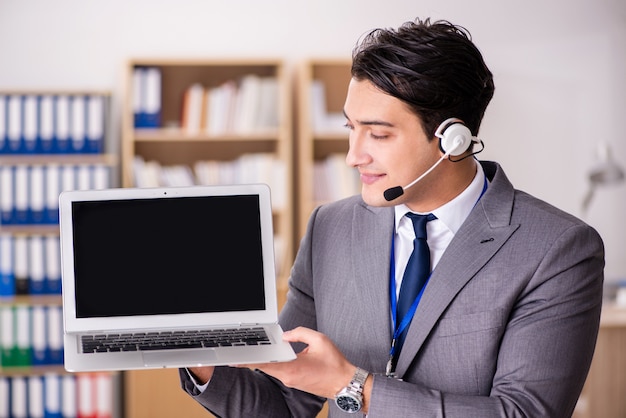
[335,367,369,413]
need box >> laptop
[59,183,296,372]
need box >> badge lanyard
[386,237,431,378]
[386,176,488,378]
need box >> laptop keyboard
[81,327,271,353]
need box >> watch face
[336,394,361,413]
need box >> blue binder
[86,95,104,153]
[54,95,71,154]
[13,165,29,225]
[23,95,39,153]
[0,234,14,297]
[0,165,14,225]
[0,95,8,154]
[70,95,87,154]
[39,95,56,154]
[0,377,9,418]
[44,164,61,224]
[31,306,48,366]
[46,306,64,365]
[7,95,23,154]
[29,165,46,224]
[134,67,162,128]
[44,235,62,294]
[28,235,46,295]
[44,374,63,418]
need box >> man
[180,18,604,417]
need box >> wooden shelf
[578,303,626,417]
[133,128,280,141]
[0,224,59,235]
[296,59,352,239]
[0,294,61,305]
[121,58,294,418]
[0,153,118,165]
[0,89,120,415]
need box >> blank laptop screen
[71,195,266,318]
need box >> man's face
[344,78,443,209]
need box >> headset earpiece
[435,118,474,157]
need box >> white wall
[1,0,624,280]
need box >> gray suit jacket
[180,161,604,417]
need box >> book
[60,164,76,193]
[86,95,104,153]
[11,376,28,418]
[134,67,161,128]
[257,77,279,130]
[31,306,48,365]
[77,374,95,418]
[45,164,61,224]
[39,95,55,153]
[0,376,9,418]
[70,95,87,153]
[55,95,71,154]
[14,305,32,366]
[23,95,39,153]
[76,164,91,191]
[233,74,262,134]
[13,165,29,224]
[181,83,205,134]
[0,95,7,153]
[28,235,46,295]
[13,235,29,295]
[44,373,63,418]
[206,80,237,135]
[7,95,22,153]
[0,306,15,366]
[0,234,14,297]
[91,164,110,190]
[44,235,62,294]
[0,165,13,224]
[94,374,112,418]
[46,305,63,365]
[28,375,45,418]
[61,375,77,418]
[30,164,46,224]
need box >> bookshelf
[295,59,356,240]
[121,58,293,418]
[0,90,119,417]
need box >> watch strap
[349,367,369,393]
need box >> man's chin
[361,189,396,207]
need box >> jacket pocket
[436,308,506,337]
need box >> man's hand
[238,327,363,401]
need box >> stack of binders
[0,304,63,367]
[0,372,113,418]
[0,93,106,155]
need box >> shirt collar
[394,159,487,234]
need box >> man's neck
[404,158,478,213]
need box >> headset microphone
[383,118,476,202]
[383,146,456,201]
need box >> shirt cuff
[185,368,210,393]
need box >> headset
[435,117,476,156]
[382,118,482,201]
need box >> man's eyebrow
[342,109,394,127]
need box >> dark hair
[351,17,495,140]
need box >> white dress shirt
[392,160,487,298]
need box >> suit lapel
[352,202,395,370]
[395,161,520,376]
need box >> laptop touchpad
[142,349,218,368]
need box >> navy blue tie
[395,212,436,354]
